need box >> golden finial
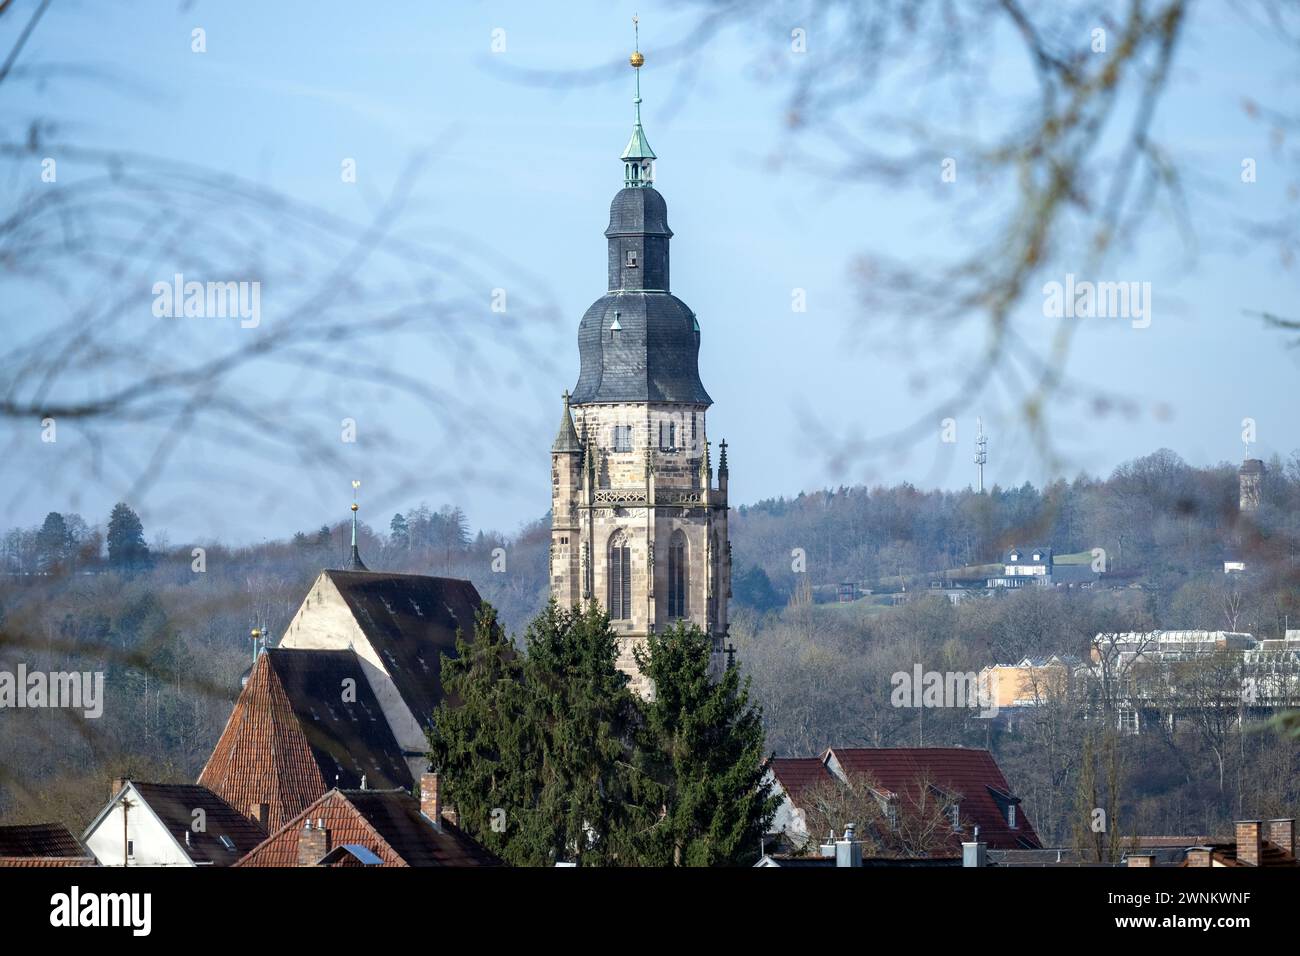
[630,14,643,67]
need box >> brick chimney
[420,772,442,828]
[1267,819,1295,858]
[297,819,329,866]
[1185,847,1213,868]
[1126,853,1154,868]
[249,803,270,827]
[110,777,129,800]
[1235,820,1262,867]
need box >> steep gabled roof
[126,783,266,865]
[199,648,411,832]
[266,648,413,789]
[322,570,482,728]
[825,747,1041,850]
[236,789,500,868]
[0,823,95,866]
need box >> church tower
[550,32,731,695]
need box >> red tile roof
[0,823,95,866]
[825,747,1041,850]
[769,757,834,802]
[236,789,499,867]
[199,648,412,832]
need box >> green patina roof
[622,123,655,161]
[552,391,582,453]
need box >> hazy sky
[3,1,1298,545]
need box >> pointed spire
[622,15,656,187]
[718,439,729,476]
[553,390,582,453]
[347,479,368,571]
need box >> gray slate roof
[128,782,267,865]
[571,292,711,405]
[264,648,413,790]
[604,186,671,238]
[323,570,483,730]
[569,185,711,406]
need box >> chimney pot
[297,816,329,866]
[834,825,862,868]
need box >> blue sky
[3,1,1297,544]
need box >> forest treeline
[2,448,1298,840]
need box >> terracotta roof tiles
[236,789,499,868]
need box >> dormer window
[625,249,638,268]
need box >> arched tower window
[608,530,632,620]
[667,529,688,619]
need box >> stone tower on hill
[1239,457,1265,514]
[549,38,731,695]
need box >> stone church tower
[550,41,731,694]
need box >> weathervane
[622,13,656,187]
[348,479,368,571]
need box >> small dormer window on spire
[625,249,638,268]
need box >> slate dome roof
[570,186,710,406]
[570,291,711,405]
[605,186,671,238]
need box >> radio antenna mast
[974,417,988,494]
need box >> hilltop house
[986,547,1099,588]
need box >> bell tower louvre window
[609,532,632,620]
[668,530,688,618]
